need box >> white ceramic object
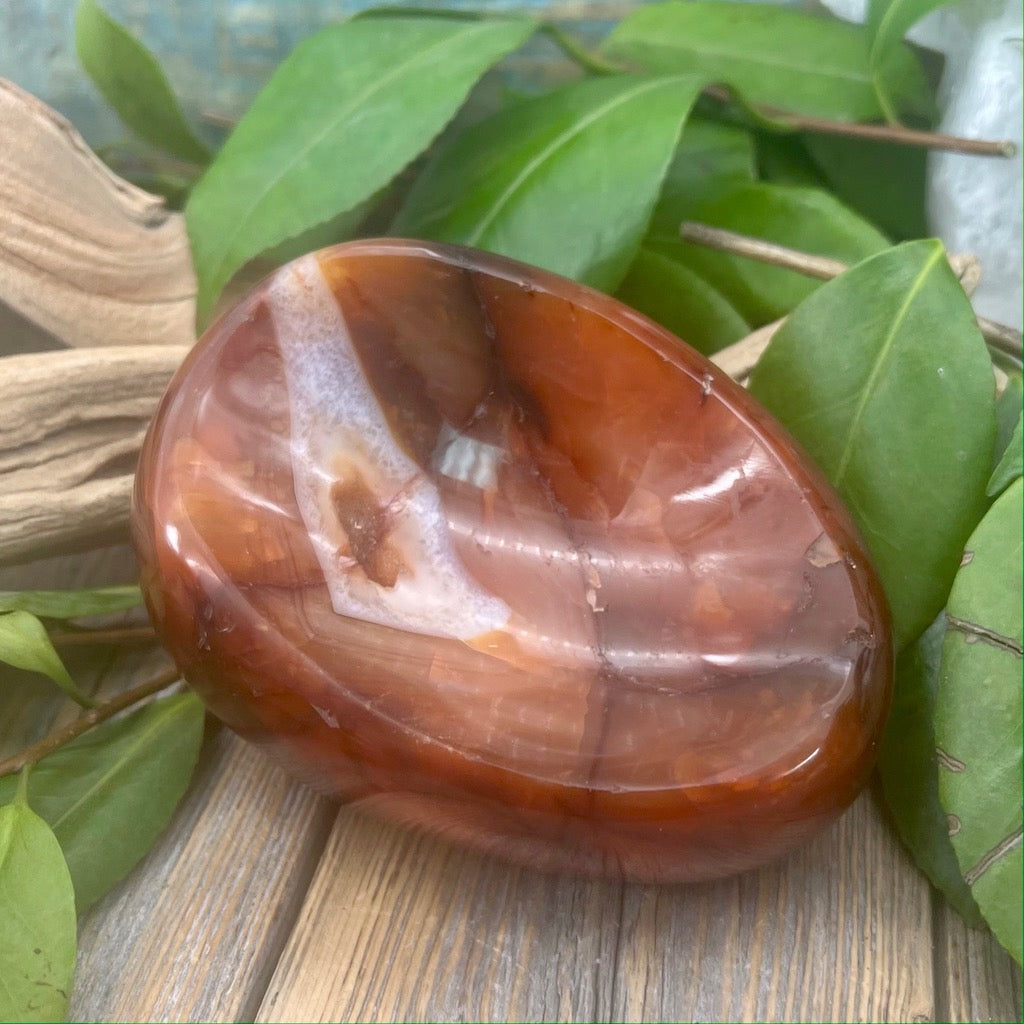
[821,0,1023,329]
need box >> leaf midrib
[49,700,187,833]
[832,245,944,488]
[466,77,680,245]
[611,34,874,89]
[206,20,506,288]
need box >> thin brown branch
[0,666,182,778]
[49,624,158,648]
[701,84,1015,157]
[679,221,1024,363]
[200,109,236,129]
[681,222,846,280]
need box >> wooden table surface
[1,541,1021,1024]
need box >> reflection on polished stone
[133,239,892,882]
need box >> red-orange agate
[132,240,893,882]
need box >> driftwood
[0,78,196,350]
[0,346,188,565]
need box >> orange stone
[132,240,893,881]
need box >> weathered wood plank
[257,789,935,1023]
[934,899,1023,1023]
[258,809,623,1023]
[614,791,935,1023]
[70,729,335,1023]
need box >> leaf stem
[15,763,30,804]
[0,666,182,778]
[49,624,158,648]
[701,85,1016,158]
[681,221,846,279]
[540,23,625,76]
[679,221,1024,363]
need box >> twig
[540,23,623,76]
[679,221,1024,363]
[701,84,1015,158]
[0,666,182,777]
[49,624,158,648]
[788,113,1016,158]
[200,109,236,130]
[681,222,846,280]
[975,316,1024,363]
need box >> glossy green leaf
[616,247,750,355]
[75,0,210,164]
[749,240,996,650]
[649,118,756,234]
[601,1,934,122]
[0,611,92,707]
[754,134,828,189]
[187,16,536,321]
[259,201,377,267]
[988,409,1022,497]
[0,693,205,914]
[0,585,142,619]
[994,375,1023,458]
[805,134,929,241]
[393,74,703,292]
[878,614,982,924]
[0,785,76,1022]
[936,478,1023,964]
[867,0,964,119]
[647,181,889,325]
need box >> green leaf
[649,118,756,234]
[0,585,142,619]
[935,478,1023,964]
[867,0,962,48]
[0,611,92,708]
[994,374,1023,463]
[804,134,929,241]
[259,201,377,267]
[867,0,964,120]
[749,240,996,651]
[0,693,205,914]
[74,0,210,164]
[878,614,983,925]
[616,247,750,355]
[988,413,1022,497]
[186,16,535,322]
[601,1,935,122]
[754,134,828,189]
[647,181,889,325]
[0,786,76,1022]
[392,74,703,292]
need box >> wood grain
[0,345,187,565]
[614,792,936,1023]
[71,729,335,1023]
[934,899,1023,1023]
[258,790,939,1023]
[0,78,196,350]
[258,809,623,1023]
